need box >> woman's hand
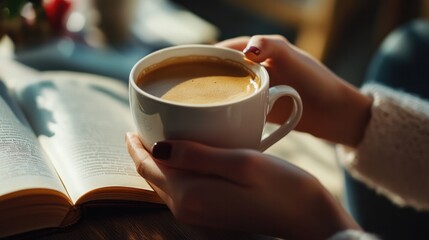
[126,132,360,240]
[216,35,372,147]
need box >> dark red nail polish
[152,142,172,160]
[244,46,261,55]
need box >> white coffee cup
[129,44,302,151]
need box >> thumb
[151,140,260,185]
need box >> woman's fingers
[125,132,256,196]
[151,140,260,186]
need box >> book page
[14,72,153,204]
[0,81,67,197]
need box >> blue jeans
[344,19,429,240]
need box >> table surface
[9,205,276,240]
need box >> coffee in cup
[136,55,260,105]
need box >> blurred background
[1,0,429,86]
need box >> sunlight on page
[15,72,153,204]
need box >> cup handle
[259,85,303,151]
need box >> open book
[0,61,162,238]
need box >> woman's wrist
[339,85,372,147]
[312,81,372,147]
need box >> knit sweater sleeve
[337,83,429,210]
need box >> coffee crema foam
[137,56,260,105]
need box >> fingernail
[152,142,172,160]
[243,46,260,55]
[125,132,133,142]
